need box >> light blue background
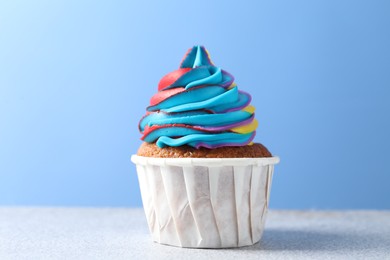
[1,1,389,209]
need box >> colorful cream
[139,46,258,149]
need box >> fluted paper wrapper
[131,155,280,248]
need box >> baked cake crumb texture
[137,142,272,158]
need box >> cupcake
[131,46,279,248]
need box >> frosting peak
[139,46,258,149]
[180,45,213,68]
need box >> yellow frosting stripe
[231,119,258,134]
[227,82,237,89]
[242,105,256,114]
[205,49,214,65]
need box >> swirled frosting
[139,46,258,149]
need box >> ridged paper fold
[132,155,279,248]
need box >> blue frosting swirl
[139,46,258,149]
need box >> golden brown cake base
[137,142,272,158]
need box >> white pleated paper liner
[131,155,280,248]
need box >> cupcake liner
[131,155,279,248]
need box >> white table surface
[0,208,389,260]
